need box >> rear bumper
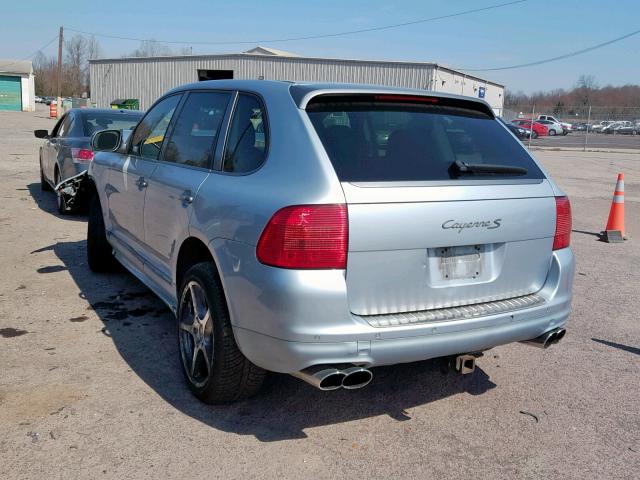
[234,303,571,372]
[215,239,574,373]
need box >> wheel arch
[175,236,221,300]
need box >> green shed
[0,75,21,111]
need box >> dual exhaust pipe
[294,327,566,390]
[520,327,566,349]
[292,365,373,391]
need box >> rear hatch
[305,93,557,316]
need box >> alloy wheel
[179,281,214,388]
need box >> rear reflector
[257,204,348,269]
[553,196,572,250]
[71,147,94,163]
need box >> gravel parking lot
[1,106,639,479]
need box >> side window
[60,114,74,137]
[130,95,181,159]
[222,94,268,173]
[51,115,66,137]
[163,91,230,168]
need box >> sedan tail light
[553,196,572,250]
[257,204,348,269]
[71,148,94,163]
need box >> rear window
[306,95,544,182]
[82,112,142,137]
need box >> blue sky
[3,0,639,93]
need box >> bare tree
[65,35,87,95]
[575,75,599,106]
[127,40,173,57]
[577,74,598,91]
[32,35,102,97]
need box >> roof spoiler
[291,87,494,118]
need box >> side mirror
[117,130,133,154]
[34,129,49,139]
[91,129,121,152]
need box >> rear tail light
[553,196,572,250]
[257,204,348,269]
[71,148,94,163]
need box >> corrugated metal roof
[88,51,503,87]
[243,46,300,57]
[0,59,33,75]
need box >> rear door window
[163,91,231,169]
[306,95,544,182]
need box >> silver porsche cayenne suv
[87,80,574,403]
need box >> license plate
[437,245,483,280]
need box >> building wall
[20,74,35,112]
[434,68,504,116]
[90,55,504,113]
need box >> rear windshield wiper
[450,159,528,176]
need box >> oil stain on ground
[88,290,168,321]
[0,327,28,338]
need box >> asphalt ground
[1,106,639,479]
[529,131,640,150]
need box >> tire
[40,158,51,191]
[87,194,118,272]
[548,129,556,136]
[54,169,69,215]
[532,131,538,139]
[177,262,265,404]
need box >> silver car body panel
[89,80,574,374]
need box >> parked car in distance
[538,114,572,131]
[35,108,143,214]
[609,121,638,135]
[498,117,536,139]
[536,119,565,136]
[571,123,590,132]
[591,121,613,133]
[512,119,548,136]
[86,80,574,404]
[35,96,44,103]
[601,121,623,134]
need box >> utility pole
[528,105,535,150]
[584,105,591,152]
[56,26,63,118]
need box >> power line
[0,34,59,71]
[65,0,527,45]
[460,29,640,71]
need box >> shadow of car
[32,238,497,441]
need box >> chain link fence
[502,105,640,151]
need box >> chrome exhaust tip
[291,367,345,391]
[455,354,477,374]
[521,327,566,349]
[341,366,373,390]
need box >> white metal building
[0,59,36,112]
[89,47,504,114]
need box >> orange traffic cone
[602,173,625,243]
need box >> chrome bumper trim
[360,293,545,327]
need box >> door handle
[180,191,194,205]
[136,177,148,189]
